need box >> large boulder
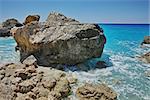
[0,18,22,37]
[14,12,106,66]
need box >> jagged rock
[0,27,11,37]
[14,69,31,80]
[46,12,79,26]
[23,15,40,25]
[141,36,150,44]
[0,18,22,37]
[42,79,56,90]
[2,18,22,29]
[53,78,71,98]
[15,80,35,93]
[14,12,106,66]
[22,55,37,65]
[76,83,117,100]
[48,91,61,100]
[27,92,36,99]
[138,52,150,63]
[145,70,150,77]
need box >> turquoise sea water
[0,24,150,100]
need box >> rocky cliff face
[14,12,106,66]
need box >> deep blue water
[0,24,150,100]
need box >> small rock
[24,15,40,25]
[23,55,37,66]
[96,61,107,69]
[139,52,150,63]
[144,70,150,77]
[76,83,117,100]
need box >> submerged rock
[14,12,106,66]
[76,83,117,100]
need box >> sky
[0,0,149,24]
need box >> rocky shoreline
[0,62,117,100]
[0,12,117,100]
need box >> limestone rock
[14,12,106,66]
[42,79,56,90]
[48,91,61,100]
[53,78,71,98]
[15,80,35,93]
[0,63,74,100]
[76,83,117,100]
[22,55,37,66]
[141,36,150,44]
[24,15,40,25]
[2,18,22,29]
[0,18,22,37]
[0,27,11,37]
[46,12,79,26]
[139,52,150,63]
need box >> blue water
[0,24,150,100]
[0,37,19,64]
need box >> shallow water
[0,37,19,64]
[67,24,150,100]
[0,24,150,100]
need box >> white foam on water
[67,40,150,100]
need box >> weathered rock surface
[141,36,150,44]
[0,18,22,37]
[76,83,117,100]
[138,52,150,63]
[23,15,40,25]
[14,12,106,66]
[0,62,72,100]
